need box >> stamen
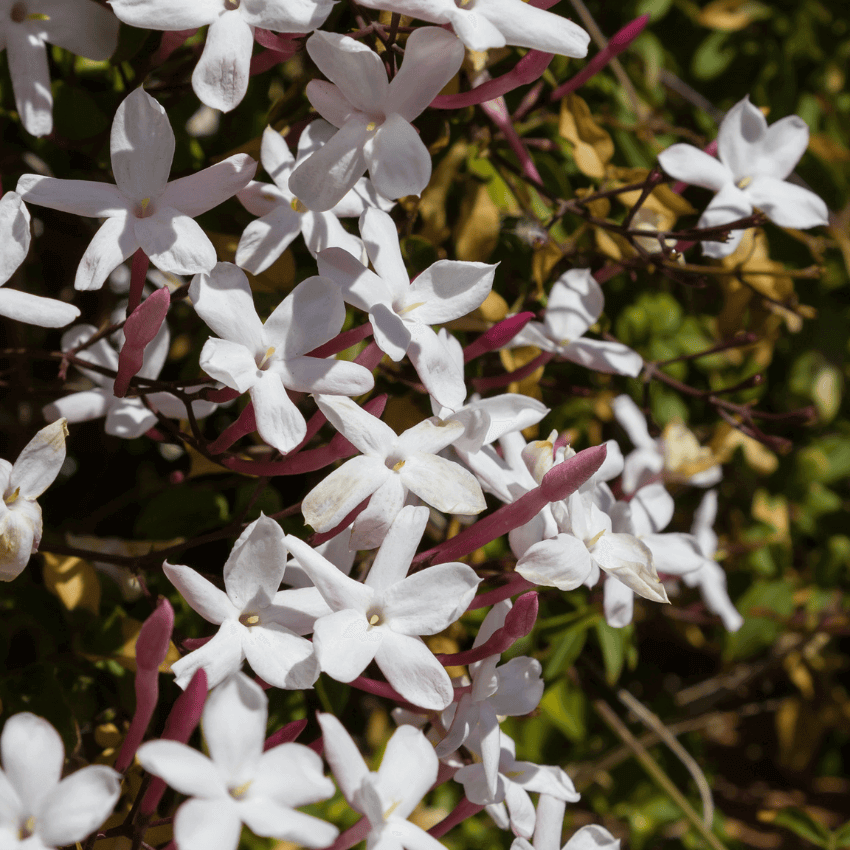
[586,529,606,547]
[398,301,425,315]
[290,197,308,213]
[239,613,260,627]
[391,459,405,472]
[383,799,401,819]
[230,780,251,799]
[736,176,752,189]
[259,346,276,368]
[27,12,49,19]
[369,613,381,626]
[5,487,20,506]
[19,816,36,839]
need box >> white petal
[162,154,257,218]
[288,117,370,212]
[753,114,809,179]
[313,609,382,681]
[76,211,139,291]
[108,0,221,29]
[238,180,287,218]
[163,562,237,624]
[238,798,338,847]
[278,356,374,396]
[111,89,174,203]
[265,275,344,357]
[603,577,634,628]
[610,395,654,449]
[236,208,301,275]
[104,401,156,439]
[266,587,333,634]
[0,509,37,581]
[657,144,731,191]
[383,562,480,634]
[135,740,226,798]
[366,115,432,200]
[239,0,334,30]
[136,208,217,274]
[745,176,828,229]
[174,797,242,850]
[190,262,265,352]
[0,713,62,813]
[449,8,506,51]
[301,210,365,260]
[490,657,544,716]
[407,323,467,410]
[7,28,52,137]
[0,288,80,328]
[544,268,602,341]
[565,825,621,850]
[306,82,356,128]
[306,31,389,115]
[315,395,396,457]
[375,631,454,710]
[37,765,121,846]
[396,417,465,457]
[641,532,704,575]
[481,0,590,56]
[385,27,465,121]
[317,245,393,312]
[37,0,120,60]
[359,208,409,295]
[560,339,643,377]
[223,515,287,609]
[43,390,112,426]
[401,452,486,515]
[199,337,261,393]
[592,534,668,603]
[251,370,307,453]
[516,534,593,591]
[696,183,752,259]
[717,96,767,179]
[10,419,67,499]
[376,725,438,818]
[349,474,407,550]
[0,191,31,285]
[252,742,334,807]
[365,505,428,592]
[405,260,495,324]
[191,12,254,112]
[243,625,319,689]
[15,176,128,218]
[171,620,246,690]
[316,713,370,803]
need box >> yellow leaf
[419,140,469,246]
[751,488,790,543]
[41,553,101,615]
[531,240,563,292]
[559,94,614,179]
[83,616,181,674]
[711,422,779,474]
[206,231,296,293]
[454,181,501,262]
[808,133,850,164]
[696,0,771,31]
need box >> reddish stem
[127,248,150,315]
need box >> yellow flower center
[230,780,251,799]
[239,612,260,627]
[259,346,276,369]
[4,487,20,506]
[736,176,752,189]
[290,197,308,213]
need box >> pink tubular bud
[463,313,535,363]
[264,718,308,751]
[307,322,373,359]
[472,350,553,393]
[115,597,175,772]
[435,592,538,665]
[429,798,485,839]
[416,445,607,567]
[207,402,256,455]
[127,248,151,315]
[141,668,207,816]
[550,15,649,101]
[114,288,171,398]
[480,97,543,184]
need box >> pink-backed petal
[161,154,257,218]
[405,260,495,324]
[190,262,265,352]
[544,268,602,340]
[7,28,52,137]
[15,176,128,218]
[385,27,465,121]
[657,144,731,191]
[365,505,427,592]
[375,631,453,710]
[366,115,432,200]
[306,31,389,115]
[76,211,139,291]
[111,89,174,203]
[745,176,828,229]
[191,11,254,112]
[288,117,370,212]
[135,207,217,274]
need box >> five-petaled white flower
[658,96,828,257]
[16,88,256,291]
[236,122,394,274]
[1,0,119,136]
[318,208,496,410]
[286,506,481,710]
[0,712,121,849]
[191,262,375,454]
[318,711,446,850]
[353,0,590,56]
[0,191,80,327]
[288,27,465,211]
[302,395,486,550]
[164,514,327,690]
[137,673,339,850]
[511,794,620,850]
[506,269,643,377]
[109,0,333,113]
[1,418,67,581]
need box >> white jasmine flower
[1,0,119,136]
[16,88,256,291]
[164,514,327,690]
[658,96,828,257]
[302,395,486,550]
[1,419,67,581]
[318,208,496,409]
[0,712,121,849]
[511,795,620,850]
[289,27,465,210]
[137,673,338,850]
[109,0,333,112]
[318,711,446,850]
[236,122,393,274]
[353,0,590,56]
[43,321,216,440]
[286,506,480,710]
[191,262,375,454]
[0,191,79,327]
[507,269,643,377]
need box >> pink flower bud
[114,287,170,398]
[464,312,535,363]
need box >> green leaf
[595,620,633,684]
[545,618,591,678]
[691,31,736,80]
[833,819,850,848]
[51,81,110,140]
[134,486,229,540]
[723,579,795,662]
[540,679,586,742]
[773,808,830,847]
